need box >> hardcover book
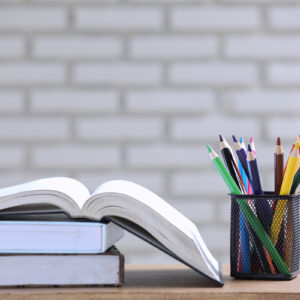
[0,220,124,253]
[0,246,124,287]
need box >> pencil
[270,141,300,246]
[274,137,285,260]
[284,135,300,174]
[247,144,275,274]
[219,135,241,189]
[237,139,251,273]
[247,144,264,196]
[232,135,251,182]
[275,137,284,195]
[249,137,256,155]
[290,167,300,195]
[240,137,247,152]
[223,136,247,194]
[207,145,289,274]
[220,136,250,272]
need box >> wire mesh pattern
[230,193,300,280]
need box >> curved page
[0,177,90,214]
[86,180,223,285]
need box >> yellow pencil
[270,141,300,246]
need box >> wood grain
[0,265,298,300]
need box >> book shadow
[125,268,222,288]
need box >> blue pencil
[246,144,272,229]
[238,140,251,273]
[232,135,251,182]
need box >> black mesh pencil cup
[230,192,300,280]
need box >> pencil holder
[230,192,300,280]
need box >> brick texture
[0,1,297,265]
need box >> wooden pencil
[273,137,285,259]
[284,135,300,173]
[247,144,273,228]
[219,135,240,189]
[275,137,284,195]
[247,144,275,274]
[270,142,300,247]
[232,135,251,182]
[221,135,247,194]
[249,137,255,153]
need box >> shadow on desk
[125,268,223,288]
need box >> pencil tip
[219,134,223,142]
[295,141,300,150]
[240,137,244,143]
[247,144,252,152]
[250,136,254,143]
[206,145,212,153]
[232,135,238,142]
[277,137,281,145]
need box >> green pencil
[207,145,289,274]
[290,167,300,195]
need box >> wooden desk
[0,264,298,299]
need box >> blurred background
[0,0,299,264]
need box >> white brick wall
[129,36,218,58]
[0,63,65,85]
[268,63,300,85]
[33,36,122,59]
[32,145,120,169]
[76,117,164,140]
[0,118,69,140]
[169,62,258,86]
[0,7,66,31]
[0,0,298,265]
[0,36,25,58]
[73,63,162,85]
[30,89,119,113]
[269,6,300,29]
[74,7,163,31]
[170,7,261,30]
[225,35,300,58]
[125,89,215,113]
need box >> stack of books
[0,212,125,286]
[0,177,224,287]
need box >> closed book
[0,221,124,253]
[0,247,124,287]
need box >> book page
[0,177,90,210]
[93,180,198,238]
[90,180,221,283]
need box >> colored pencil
[220,136,251,272]
[284,135,300,173]
[247,144,264,196]
[219,135,241,189]
[249,137,256,154]
[207,145,289,274]
[232,135,251,182]
[237,145,251,274]
[270,141,300,247]
[222,136,247,194]
[275,137,284,195]
[247,144,275,274]
[273,137,285,260]
[247,144,272,224]
[290,167,300,195]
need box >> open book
[0,177,223,286]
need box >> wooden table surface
[0,264,298,300]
